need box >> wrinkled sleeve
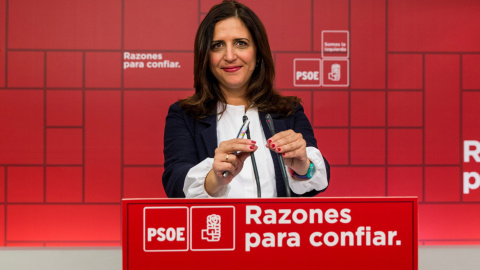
[183,157,230,198]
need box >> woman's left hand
[266,129,310,176]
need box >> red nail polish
[250,146,254,149]
[277,148,281,152]
[268,139,272,143]
[282,153,286,156]
[251,140,256,144]
[271,144,276,148]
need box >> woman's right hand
[204,138,257,195]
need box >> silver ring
[225,154,229,162]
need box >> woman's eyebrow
[212,38,250,42]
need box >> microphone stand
[243,115,261,198]
[266,114,292,197]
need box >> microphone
[243,115,261,198]
[222,118,250,178]
[266,114,291,197]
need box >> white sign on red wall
[293,30,350,88]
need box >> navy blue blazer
[162,102,330,198]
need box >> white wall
[0,246,479,269]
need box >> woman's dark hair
[179,0,300,119]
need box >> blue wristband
[290,162,315,180]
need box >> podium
[123,197,417,270]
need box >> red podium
[122,197,417,270]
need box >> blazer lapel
[199,114,217,158]
[259,111,287,137]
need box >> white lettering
[365,226,371,246]
[464,140,480,162]
[245,232,300,251]
[246,205,262,224]
[286,232,300,247]
[165,227,176,241]
[324,42,341,47]
[278,209,291,224]
[124,52,163,60]
[464,172,480,194]
[340,231,354,246]
[388,231,397,246]
[296,71,320,81]
[262,232,276,248]
[292,209,308,224]
[123,61,144,69]
[373,231,386,246]
[245,206,350,225]
[177,227,185,241]
[340,208,351,223]
[324,209,338,223]
[356,226,364,246]
[146,227,185,242]
[277,232,286,247]
[309,232,323,247]
[147,228,156,242]
[245,233,260,251]
[324,232,339,247]
[263,209,277,224]
[157,228,165,241]
[309,228,399,247]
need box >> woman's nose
[224,45,237,62]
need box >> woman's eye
[211,43,223,50]
[236,40,248,47]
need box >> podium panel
[123,197,417,270]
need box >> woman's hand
[266,129,310,177]
[205,138,257,195]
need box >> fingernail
[250,146,254,149]
[268,139,272,143]
[282,153,286,156]
[271,143,276,148]
[277,148,281,152]
[251,140,256,144]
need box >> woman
[163,0,330,198]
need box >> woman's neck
[221,87,248,107]
[225,96,247,106]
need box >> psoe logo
[201,214,221,242]
[293,58,321,87]
[322,59,349,87]
[143,207,189,252]
[191,206,235,251]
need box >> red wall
[0,0,479,246]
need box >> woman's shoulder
[168,100,214,123]
[169,100,196,115]
[169,100,182,109]
[167,101,191,120]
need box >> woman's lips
[222,66,241,72]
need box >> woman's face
[209,17,257,96]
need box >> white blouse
[183,104,329,198]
